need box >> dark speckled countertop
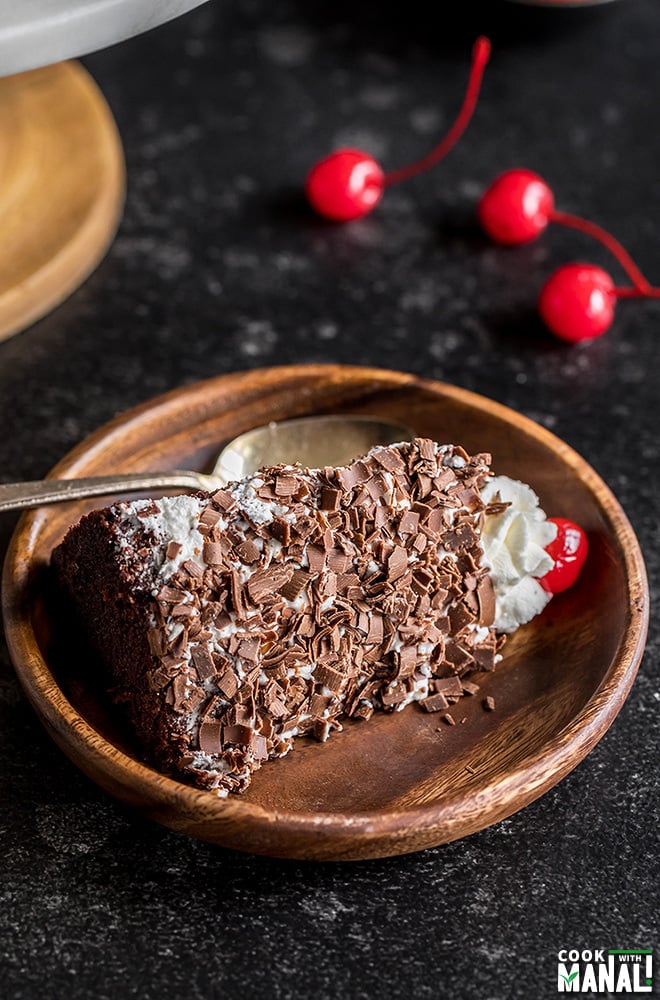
[1,2,658,998]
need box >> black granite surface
[1,1,659,997]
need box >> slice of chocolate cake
[52,439,555,796]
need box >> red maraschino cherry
[479,167,660,341]
[305,36,491,222]
[538,263,616,343]
[305,150,385,222]
[541,517,588,594]
[478,169,554,245]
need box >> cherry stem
[612,286,660,300]
[549,209,658,295]
[383,36,491,188]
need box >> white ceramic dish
[0,0,210,76]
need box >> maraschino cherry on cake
[52,438,584,797]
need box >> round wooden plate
[2,365,649,861]
[0,61,124,342]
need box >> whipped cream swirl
[480,476,557,634]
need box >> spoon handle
[0,471,221,513]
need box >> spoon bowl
[214,414,412,482]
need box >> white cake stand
[0,0,210,342]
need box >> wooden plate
[2,365,649,861]
[0,61,124,342]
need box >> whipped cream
[116,495,207,575]
[480,476,557,633]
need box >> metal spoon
[0,415,414,513]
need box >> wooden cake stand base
[0,60,125,342]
